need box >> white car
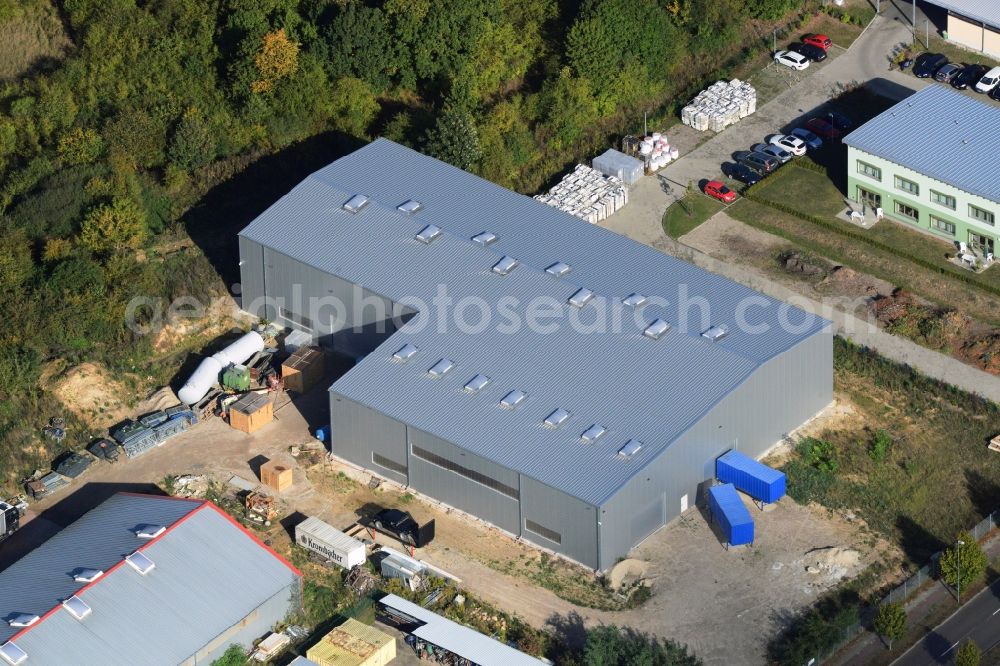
[769,134,807,156]
[774,50,810,71]
[790,127,822,149]
[975,66,1000,93]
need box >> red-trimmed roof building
[0,493,301,665]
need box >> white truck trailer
[295,516,366,569]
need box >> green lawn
[735,165,1000,325]
[783,339,1000,566]
[661,191,724,239]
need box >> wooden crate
[260,459,294,492]
[228,393,273,434]
[282,347,325,394]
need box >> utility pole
[926,19,930,49]
[643,111,647,137]
[957,539,965,604]
[912,0,916,46]
[773,29,777,55]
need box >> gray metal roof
[240,139,827,506]
[844,85,1000,204]
[1,493,300,665]
[923,0,1000,27]
[378,594,544,665]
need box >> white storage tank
[295,516,366,569]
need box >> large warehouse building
[0,493,301,665]
[238,139,832,570]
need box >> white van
[974,66,1000,93]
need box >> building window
[930,190,956,210]
[930,215,955,235]
[411,445,520,500]
[894,176,919,196]
[969,204,995,226]
[894,201,919,222]
[524,519,562,545]
[372,452,407,476]
[856,160,881,181]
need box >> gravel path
[670,212,1000,404]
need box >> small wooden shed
[260,458,294,492]
[282,346,325,394]
[228,393,273,434]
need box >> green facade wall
[846,145,1000,255]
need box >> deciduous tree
[251,28,299,93]
[79,198,146,255]
[872,602,906,650]
[939,533,987,596]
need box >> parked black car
[825,111,854,131]
[913,53,948,78]
[371,508,435,547]
[789,42,827,62]
[933,62,963,84]
[990,83,1000,101]
[722,162,762,186]
[953,64,987,90]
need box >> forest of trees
[0,0,814,481]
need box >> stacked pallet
[534,164,628,224]
[681,79,757,133]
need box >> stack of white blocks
[681,79,757,133]
[534,164,628,224]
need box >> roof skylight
[568,287,594,308]
[397,199,423,214]
[545,262,571,277]
[125,551,155,576]
[392,343,419,362]
[543,408,571,428]
[622,293,647,307]
[415,224,442,244]
[472,231,497,246]
[464,374,491,393]
[580,424,607,444]
[702,325,729,342]
[0,642,27,666]
[492,256,519,275]
[428,358,455,378]
[5,615,37,629]
[499,390,528,409]
[643,319,671,340]
[618,439,643,459]
[342,194,370,213]
[62,596,92,621]
[73,568,103,583]
[135,524,165,539]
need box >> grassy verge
[783,338,1000,565]
[662,191,724,239]
[728,193,1000,326]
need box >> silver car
[752,143,793,164]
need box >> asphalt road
[893,580,1000,665]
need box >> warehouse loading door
[630,494,665,545]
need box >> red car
[704,180,737,203]
[803,33,832,51]
[805,117,841,140]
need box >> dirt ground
[6,365,880,665]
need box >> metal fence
[815,509,1000,664]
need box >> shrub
[168,110,216,172]
[868,429,892,462]
[79,197,147,254]
[798,437,839,474]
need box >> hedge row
[741,178,1000,299]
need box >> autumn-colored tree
[57,127,104,165]
[79,198,146,255]
[42,238,73,262]
[252,29,300,94]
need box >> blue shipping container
[707,483,754,546]
[716,450,786,504]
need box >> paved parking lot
[603,12,925,245]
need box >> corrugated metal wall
[191,580,298,664]
[330,393,409,485]
[597,329,833,569]
[520,476,599,569]
[238,236,268,320]
[407,428,521,536]
[246,245,409,358]
[329,389,601,567]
